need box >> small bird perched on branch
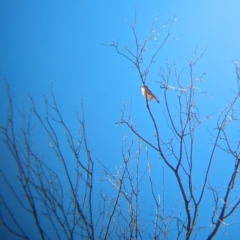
[141,85,160,103]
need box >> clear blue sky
[1,0,240,239]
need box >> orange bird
[141,85,160,103]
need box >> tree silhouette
[1,17,240,240]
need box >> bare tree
[105,16,240,239]
[1,82,95,239]
[1,16,240,240]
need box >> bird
[141,85,160,103]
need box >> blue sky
[1,0,240,239]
